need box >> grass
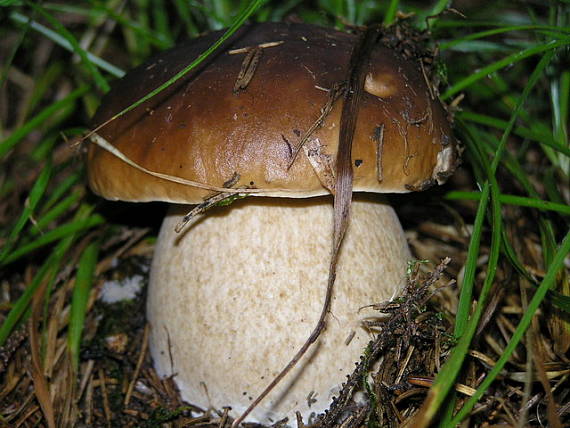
[1,0,569,427]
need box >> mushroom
[87,23,458,424]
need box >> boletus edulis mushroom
[87,22,459,424]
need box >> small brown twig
[124,324,150,407]
[287,82,346,169]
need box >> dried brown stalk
[231,24,382,427]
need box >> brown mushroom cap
[87,22,457,203]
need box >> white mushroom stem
[147,194,411,424]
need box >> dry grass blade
[29,286,56,428]
[123,324,149,407]
[530,309,563,428]
[88,133,267,195]
[230,24,382,427]
[332,24,381,252]
[287,82,346,169]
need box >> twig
[233,47,262,93]
[124,324,149,407]
[98,368,112,425]
[0,327,25,373]
[288,82,346,169]
[227,41,284,54]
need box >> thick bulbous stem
[148,194,410,424]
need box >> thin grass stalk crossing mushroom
[232,25,382,426]
[87,22,459,424]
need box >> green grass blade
[434,19,570,31]
[459,111,570,157]
[173,0,199,36]
[1,214,104,266]
[549,290,570,312]
[453,183,490,337]
[21,63,64,122]
[30,192,84,236]
[0,203,99,345]
[440,25,570,51]
[25,3,109,92]
[37,171,81,214]
[383,0,399,26]
[543,168,567,205]
[68,241,99,371]
[551,69,570,174]
[0,161,52,263]
[451,42,556,425]
[0,257,52,346]
[88,1,172,50]
[423,46,556,427]
[442,39,569,101]
[0,9,29,112]
[97,0,267,131]
[0,233,74,346]
[445,191,570,215]
[9,11,125,78]
[435,176,503,428]
[451,230,570,424]
[0,85,89,159]
[416,0,453,30]
[492,53,555,173]
[152,0,173,48]
[421,181,490,423]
